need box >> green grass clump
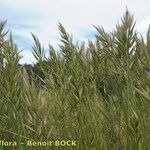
[0,11,150,150]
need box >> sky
[0,0,150,64]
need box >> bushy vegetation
[0,11,150,150]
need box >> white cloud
[19,50,36,64]
[137,16,150,34]
[1,0,150,63]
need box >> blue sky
[0,0,150,64]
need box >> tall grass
[0,11,150,150]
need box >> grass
[0,10,150,150]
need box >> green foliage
[0,11,150,150]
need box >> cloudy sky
[0,0,150,64]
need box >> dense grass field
[0,11,150,150]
